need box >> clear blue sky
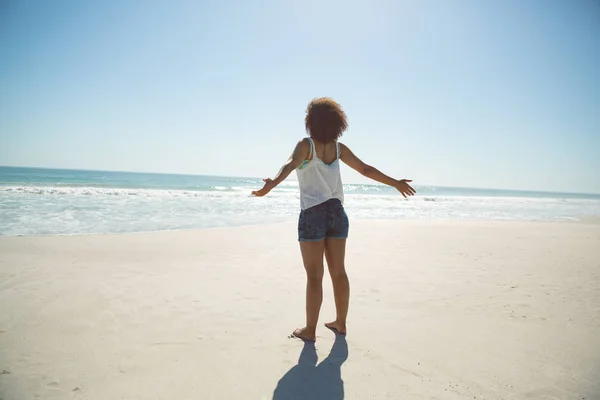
[1,0,599,193]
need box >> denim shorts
[298,198,349,242]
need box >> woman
[252,97,415,341]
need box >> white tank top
[296,138,344,210]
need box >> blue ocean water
[1,166,599,236]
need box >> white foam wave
[0,185,252,198]
[2,185,599,236]
[2,185,599,204]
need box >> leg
[324,238,349,334]
[293,240,325,341]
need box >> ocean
[1,166,599,236]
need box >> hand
[395,179,416,198]
[251,178,276,197]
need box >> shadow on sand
[273,332,348,400]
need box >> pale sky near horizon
[1,0,599,193]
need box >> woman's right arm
[339,143,416,198]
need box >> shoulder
[337,142,356,159]
[291,137,312,159]
[296,137,311,150]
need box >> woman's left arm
[251,139,310,197]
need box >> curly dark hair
[304,97,348,143]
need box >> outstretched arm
[252,139,310,197]
[339,143,416,198]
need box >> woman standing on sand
[252,97,415,341]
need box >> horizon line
[1,164,599,197]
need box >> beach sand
[1,220,599,399]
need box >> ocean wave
[2,185,600,236]
[0,185,241,197]
[3,185,600,206]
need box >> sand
[0,220,599,400]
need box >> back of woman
[252,97,415,341]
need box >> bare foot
[292,327,316,342]
[325,321,347,334]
